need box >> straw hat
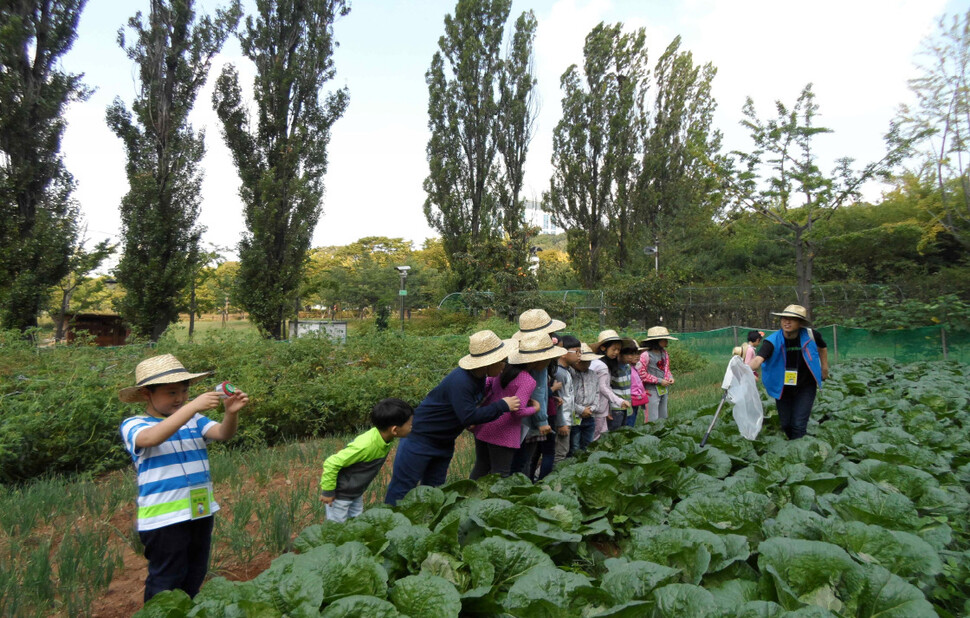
[771,304,811,325]
[458,330,513,370]
[119,354,212,403]
[593,329,637,352]
[509,333,567,364]
[639,326,679,343]
[578,342,603,362]
[512,308,566,339]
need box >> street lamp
[395,266,410,332]
[528,246,541,276]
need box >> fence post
[732,326,738,347]
[942,327,949,361]
[832,325,839,363]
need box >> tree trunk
[793,228,813,316]
[188,280,196,339]
[55,288,73,342]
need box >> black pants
[139,516,214,603]
[775,383,817,440]
[470,439,517,479]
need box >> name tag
[189,485,212,519]
[784,370,798,386]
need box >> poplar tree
[107,0,241,340]
[213,0,349,339]
[424,0,538,291]
[546,22,648,287]
[0,0,89,332]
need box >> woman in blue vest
[747,304,829,440]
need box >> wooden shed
[62,312,129,346]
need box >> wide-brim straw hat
[512,309,566,340]
[119,354,212,403]
[639,326,679,343]
[459,330,513,370]
[578,342,603,361]
[509,333,567,364]
[592,329,637,352]
[771,304,812,325]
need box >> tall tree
[424,0,538,291]
[636,36,721,271]
[213,0,349,339]
[52,231,115,341]
[898,8,970,247]
[107,0,241,341]
[0,0,89,332]
[728,84,906,314]
[545,22,648,287]
[495,10,538,277]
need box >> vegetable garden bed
[138,358,970,617]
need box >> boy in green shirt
[320,398,413,522]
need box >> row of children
[117,311,679,603]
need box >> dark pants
[510,440,539,478]
[775,384,817,440]
[569,417,596,455]
[625,405,643,428]
[608,410,627,431]
[470,439,516,479]
[529,433,556,480]
[139,516,214,603]
[384,437,453,505]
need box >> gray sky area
[60,0,965,264]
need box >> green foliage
[136,357,970,616]
[604,272,682,329]
[823,293,970,332]
[212,0,349,339]
[108,0,241,341]
[0,0,89,332]
[424,0,537,291]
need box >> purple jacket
[472,372,538,448]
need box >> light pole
[643,237,659,272]
[395,266,410,333]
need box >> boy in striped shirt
[119,354,249,603]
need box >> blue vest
[761,328,823,399]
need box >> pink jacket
[589,359,624,418]
[637,350,672,385]
[472,372,538,448]
[631,370,649,407]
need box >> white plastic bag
[722,355,764,440]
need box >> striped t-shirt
[120,413,220,531]
[610,365,632,411]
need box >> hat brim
[509,344,567,365]
[512,318,567,340]
[458,339,514,370]
[770,311,811,325]
[578,352,603,361]
[119,371,212,403]
[640,335,679,343]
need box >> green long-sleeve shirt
[319,427,393,500]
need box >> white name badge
[784,370,798,386]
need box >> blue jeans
[325,495,364,523]
[139,516,214,602]
[775,383,817,440]
[569,417,595,455]
[384,438,453,506]
[625,405,643,427]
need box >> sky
[59,0,967,265]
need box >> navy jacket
[409,367,511,449]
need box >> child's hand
[539,424,552,436]
[621,400,632,410]
[223,391,250,415]
[503,396,521,412]
[550,380,562,393]
[581,407,592,418]
[557,425,570,437]
[528,399,540,410]
[191,391,223,412]
[607,414,613,421]
[320,494,335,505]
